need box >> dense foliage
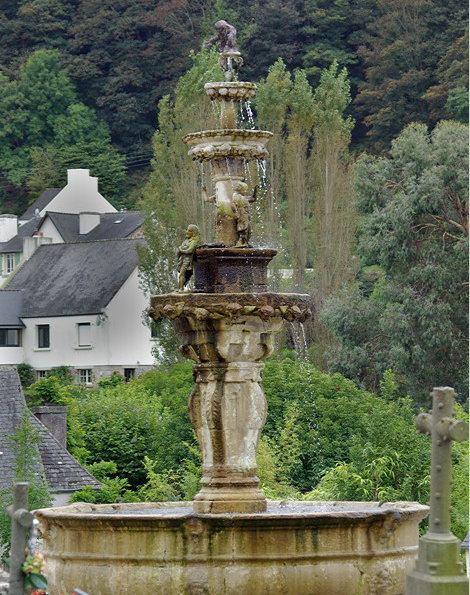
[322,121,469,404]
[0,1,467,212]
[0,49,126,210]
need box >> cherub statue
[203,20,239,53]
[203,20,243,81]
[231,181,258,247]
[177,224,200,291]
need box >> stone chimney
[23,235,53,260]
[0,214,18,242]
[31,406,68,448]
[79,212,101,235]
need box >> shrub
[17,363,35,388]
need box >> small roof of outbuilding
[7,238,144,317]
[31,415,102,492]
[461,533,469,550]
[0,290,25,328]
[0,365,101,493]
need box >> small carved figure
[203,20,243,81]
[203,20,239,53]
[177,224,200,291]
[231,181,258,247]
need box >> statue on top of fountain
[203,20,243,82]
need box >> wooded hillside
[0,0,468,212]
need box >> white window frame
[77,322,92,347]
[5,253,15,274]
[78,369,93,385]
[36,370,48,379]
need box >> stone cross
[7,482,33,595]
[406,387,469,594]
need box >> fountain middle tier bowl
[149,291,313,325]
[182,129,273,162]
[35,500,429,595]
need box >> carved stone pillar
[180,316,282,512]
[150,293,312,513]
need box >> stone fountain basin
[182,129,273,162]
[35,500,427,595]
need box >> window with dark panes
[0,328,20,346]
[37,324,50,348]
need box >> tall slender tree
[284,70,315,290]
[310,62,356,297]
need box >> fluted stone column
[177,314,282,513]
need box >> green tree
[0,414,52,552]
[28,103,126,202]
[301,0,357,84]
[138,48,223,361]
[322,121,469,403]
[307,62,357,364]
[75,366,197,488]
[66,0,209,150]
[0,49,126,207]
[423,29,469,124]
[284,69,315,290]
[354,0,468,151]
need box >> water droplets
[238,100,256,130]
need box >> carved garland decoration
[150,301,312,323]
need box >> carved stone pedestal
[150,292,312,513]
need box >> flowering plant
[22,551,48,592]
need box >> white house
[0,169,143,281]
[0,238,155,382]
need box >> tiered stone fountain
[35,22,427,595]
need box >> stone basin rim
[182,129,274,142]
[34,500,429,522]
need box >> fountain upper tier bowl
[204,81,257,101]
[182,129,273,162]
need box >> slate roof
[78,211,143,241]
[0,290,25,327]
[32,416,102,492]
[20,188,61,221]
[46,212,80,242]
[0,366,28,493]
[0,365,101,493]
[44,210,143,243]
[0,217,43,253]
[7,238,144,317]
